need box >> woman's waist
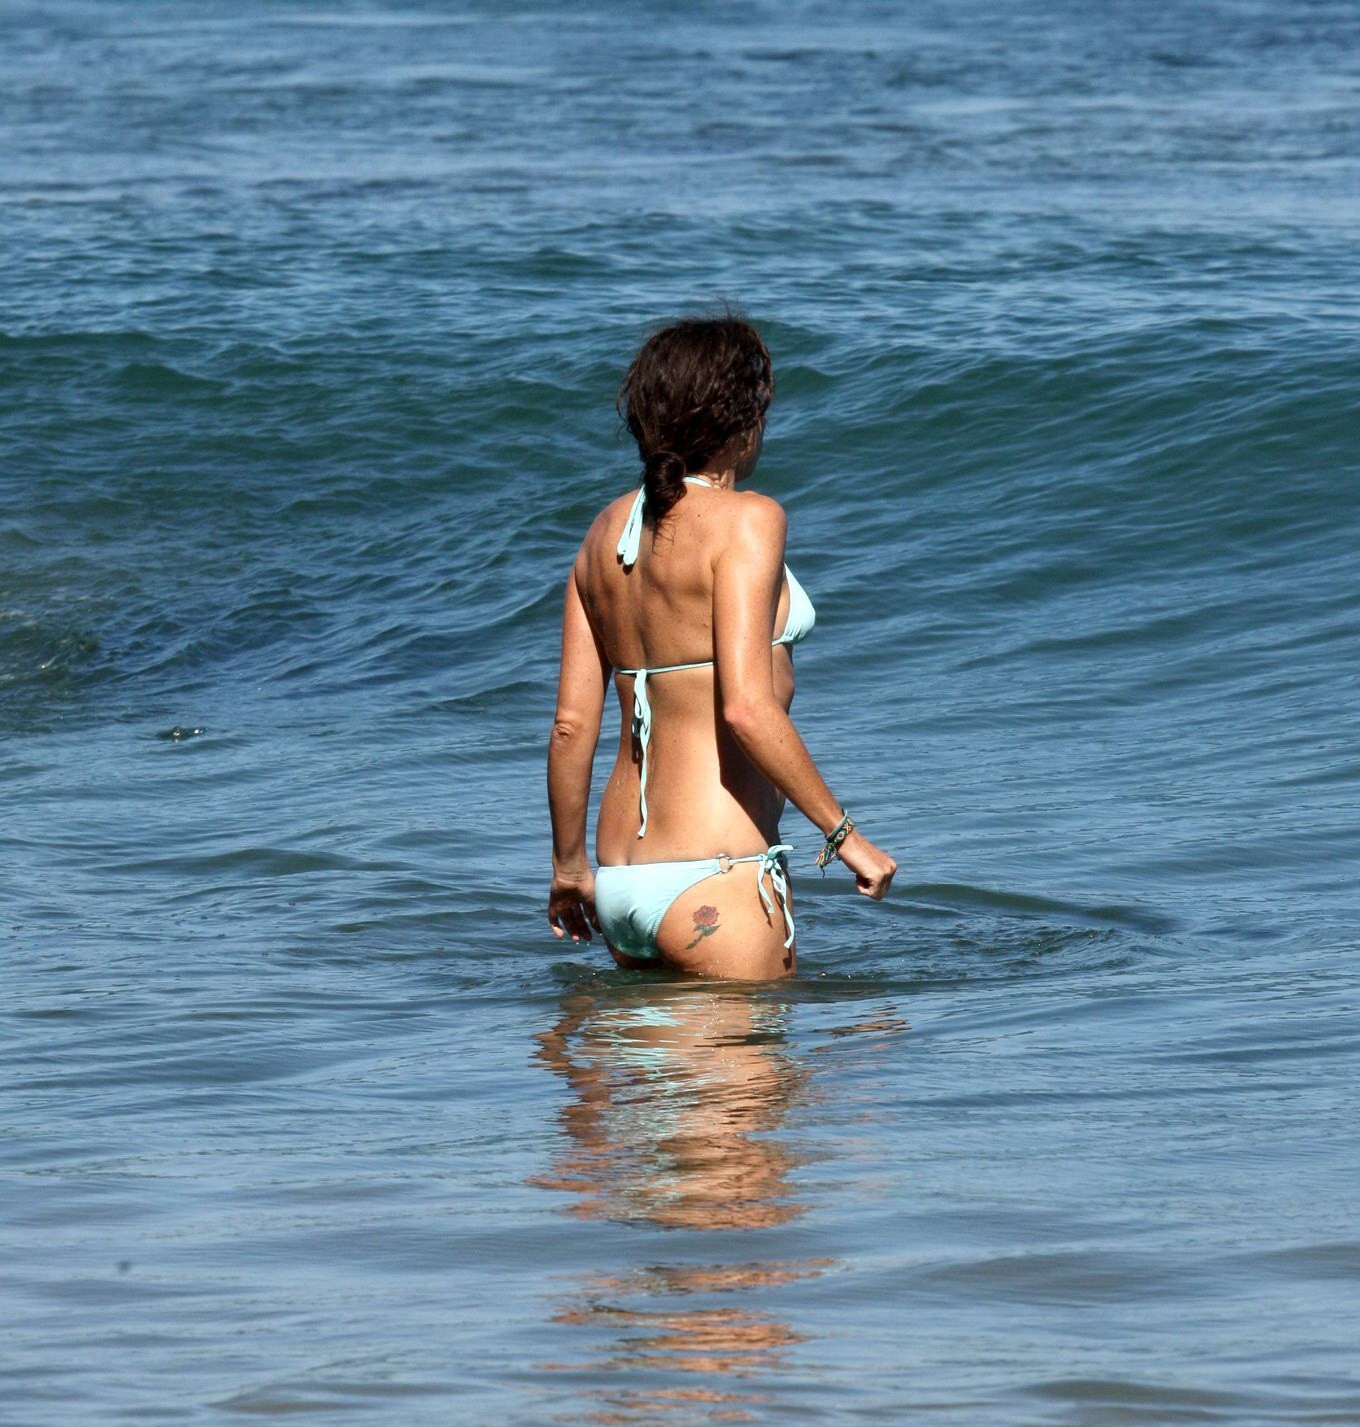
[597,838,784,870]
[606,730,776,788]
[596,791,782,867]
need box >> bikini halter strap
[616,475,718,569]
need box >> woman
[547,315,896,979]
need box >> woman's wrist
[552,850,591,878]
[816,805,848,838]
[816,809,856,869]
[827,808,850,836]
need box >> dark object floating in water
[159,725,205,741]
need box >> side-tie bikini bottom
[595,844,794,961]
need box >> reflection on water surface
[534,984,867,1421]
[535,986,813,1230]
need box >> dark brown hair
[617,314,774,523]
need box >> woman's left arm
[547,558,608,942]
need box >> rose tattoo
[685,904,720,949]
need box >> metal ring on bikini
[716,852,733,874]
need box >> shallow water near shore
[3,0,1359,1422]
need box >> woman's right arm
[546,557,609,941]
[713,496,897,900]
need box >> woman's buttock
[597,854,796,980]
[652,862,795,979]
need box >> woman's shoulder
[578,488,637,553]
[726,488,788,544]
[574,485,785,568]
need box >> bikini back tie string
[616,475,719,838]
[623,657,713,836]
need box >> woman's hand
[838,831,897,900]
[548,866,600,943]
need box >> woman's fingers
[854,858,897,900]
[549,893,593,942]
[872,859,897,900]
[549,869,599,943]
[840,834,897,901]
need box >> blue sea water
[2,1,1359,1422]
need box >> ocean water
[3,0,1359,1421]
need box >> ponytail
[642,449,688,523]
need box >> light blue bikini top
[614,476,816,836]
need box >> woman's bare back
[575,482,795,868]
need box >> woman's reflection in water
[536,984,813,1229]
[533,983,833,1421]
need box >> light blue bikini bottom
[595,844,794,961]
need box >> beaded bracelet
[816,811,855,871]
